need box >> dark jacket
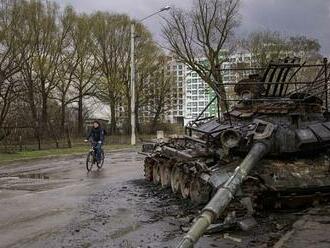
[87,127,105,143]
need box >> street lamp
[130,6,171,145]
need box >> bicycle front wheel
[97,150,105,169]
[86,151,94,172]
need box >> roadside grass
[0,144,136,164]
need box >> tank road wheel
[180,174,191,199]
[171,167,183,194]
[144,159,153,182]
[189,177,211,205]
[160,165,171,188]
[152,163,161,184]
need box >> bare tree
[287,35,321,60]
[71,14,99,135]
[163,0,240,112]
[146,56,175,131]
[19,0,71,148]
[241,31,289,67]
[242,31,322,67]
[0,0,28,128]
[53,6,77,132]
[125,23,160,133]
[91,12,131,133]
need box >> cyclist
[85,121,105,163]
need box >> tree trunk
[151,107,161,133]
[35,126,41,150]
[41,94,48,137]
[126,86,131,135]
[66,126,72,148]
[61,98,66,133]
[135,92,140,133]
[77,92,83,136]
[27,86,41,150]
[218,85,228,113]
[213,69,228,113]
[135,106,140,133]
[110,102,116,134]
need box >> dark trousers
[94,143,102,161]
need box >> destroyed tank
[142,57,330,247]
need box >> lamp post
[130,6,171,145]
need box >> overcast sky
[55,0,330,56]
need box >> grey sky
[55,0,330,56]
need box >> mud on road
[0,150,329,248]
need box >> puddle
[17,173,50,180]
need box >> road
[0,149,329,248]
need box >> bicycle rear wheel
[86,152,94,172]
[97,150,105,169]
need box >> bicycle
[86,141,105,172]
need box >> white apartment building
[184,66,212,125]
[183,51,252,126]
[139,51,253,127]
[165,59,186,125]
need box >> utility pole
[130,6,171,146]
[130,23,136,145]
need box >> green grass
[0,144,136,164]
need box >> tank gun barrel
[176,142,270,248]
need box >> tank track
[144,154,330,210]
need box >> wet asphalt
[0,149,329,248]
